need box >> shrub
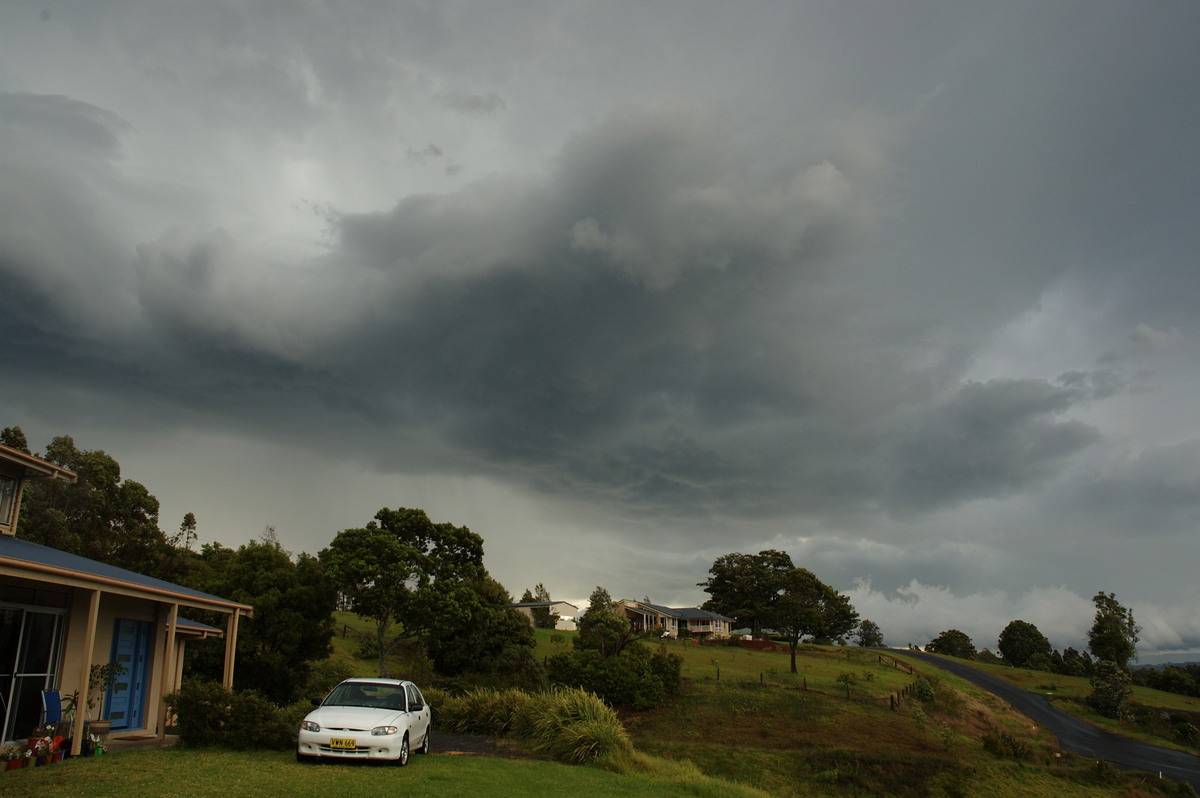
[547,644,678,710]
[223,690,294,750]
[1175,721,1200,748]
[165,678,293,750]
[912,677,936,703]
[166,679,231,748]
[982,728,1032,762]
[1088,660,1132,719]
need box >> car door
[405,683,430,742]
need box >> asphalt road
[899,649,1200,789]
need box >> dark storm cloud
[883,378,1102,515]
[5,1,1200,657]
[1,92,1115,528]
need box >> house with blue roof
[0,442,251,753]
[616,598,735,639]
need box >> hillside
[325,617,1197,796]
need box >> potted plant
[85,661,128,739]
[3,745,28,770]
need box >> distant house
[511,600,579,631]
[0,442,252,753]
[616,599,735,639]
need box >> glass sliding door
[0,607,64,743]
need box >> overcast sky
[3,1,1198,661]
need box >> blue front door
[106,619,152,730]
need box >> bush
[1175,721,1200,748]
[547,644,679,710]
[165,678,294,750]
[1088,660,1132,719]
[912,677,936,703]
[165,679,230,748]
[981,728,1032,762]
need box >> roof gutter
[0,555,253,616]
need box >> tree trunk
[377,620,389,678]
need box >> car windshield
[323,682,408,709]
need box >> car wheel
[394,734,409,766]
[417,729,431,754]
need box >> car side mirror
[311,697,321,706]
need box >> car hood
[305,705,407,731]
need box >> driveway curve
[898,649,1200,789]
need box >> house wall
[60,589,172,736]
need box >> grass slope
[15,619,1188,797]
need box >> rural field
[4,622,1197,797]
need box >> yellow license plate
[329,738,357,750]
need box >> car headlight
[371,725,399,736]
[301,720,320,732]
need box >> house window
[0,474,16,528]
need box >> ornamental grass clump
[514,687,632,765]
[433,686,530,736]
[436,685,632,765]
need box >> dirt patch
[431,733,545,760]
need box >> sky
[3,1,1198,662]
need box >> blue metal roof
[0,534,249,611]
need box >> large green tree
[183,534,336,704]
[1088,591,1139,669]
[424,575,539,683]
[320,522,424,677]
[699,549,794,636]
[997,620,1052,668]
[926,629,976,659]
[322,507,529,679]
[7,428,183,581]
[767,568,859,673]
[854,619,885,648]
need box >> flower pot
[6,758,26,771]
[86,719,112,736]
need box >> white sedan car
[297,678,432,766]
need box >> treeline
[3,427,538,705]
[1132,663,1200,698]
[3,426,690,712]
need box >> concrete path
[899,649,1200,790]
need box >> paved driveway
[899,649,1200,789]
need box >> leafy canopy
[1088,591,1139,669]
[997,619,1052,668]
[8,428,183,581]
[926,629,976,659]
[699,549,794,635]
[768,567,859,673]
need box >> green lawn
[0,747,767,798]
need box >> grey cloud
[1066,441,1200,538]
[884,379,1102,515]
[437,92,506,115]
[0,92,129,160]
[5,3,1200,658]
